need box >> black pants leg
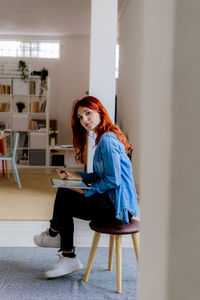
[50,188,121,251]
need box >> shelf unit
[0,75,50,166]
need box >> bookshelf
[0,75,50,166]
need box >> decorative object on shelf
[50,137,56,146]
[18,60,29,82]
[16,101,26,113]
[49,129,58,146]
[0,128,4,136]
[40,68,48,97]
[0,124,5,131]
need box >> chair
[84,218,139,293]
[0,140,6,176]
[0,132,21,189]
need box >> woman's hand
[56,168,82,181]
[69,188,85,194]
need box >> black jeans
[50,188,122,251]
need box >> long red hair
[71,96,132,163]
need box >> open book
[50,178,91,189]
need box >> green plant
[18,60,29,82]
[49,129,58,138]
[40,67,48,97]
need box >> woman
[34,96,138,279]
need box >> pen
[60,164,67,174]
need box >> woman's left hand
[69,188,84,194]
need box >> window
[0,40,60,59]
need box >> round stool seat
[89,218,139,235]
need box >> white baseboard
[0,220,133,247]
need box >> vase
[50,137,56,147]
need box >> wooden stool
[84,219,139,293]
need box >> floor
[0,167,138,248]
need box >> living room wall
[0,35,90,145]
[118,0,142,186]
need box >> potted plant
[40,67,48,97]
[16,101,26,113]
[18,60,29,82]
[49,129,58,146]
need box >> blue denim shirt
[77,132,138,225]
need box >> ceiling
[0,0,125,37]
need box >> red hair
[71,96,132,163]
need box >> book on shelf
[4,85,11,94]
[29,119,46,131]
[30,101,40,113]
[0,102,10,112]
[29,119,37,130]
[0,84,4,94]
[40,100,46,113]
[0,85,11,94]
[29,80,36,95]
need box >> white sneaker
[34,229,60,248]
[44,254,83,279]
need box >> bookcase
[0,75,50,166]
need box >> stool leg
[84,232,101,282]
[108,235,115,271]
[116,235,122,293]
[132,232,139,262]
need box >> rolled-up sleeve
[76,171,99,183]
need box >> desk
[0,133,10,178]
[49,145,84,168]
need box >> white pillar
[87,0,118,171]
[137,0,175,299]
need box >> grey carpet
[0,247,138,300]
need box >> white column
[137,0,175,300]
[87,0,118,171]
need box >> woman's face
[77,106,101,131]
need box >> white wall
[53,36,90,144]
[118,0,143,184]
[0,35,90,144]
[168,0,200,299]
[137,0,175,298]
[119,0,200,299]
[118,0,175,299]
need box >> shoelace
[53,254,64,270]
[39,229,49,242]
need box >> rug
[0,173,56,220]
[0,247,138,300]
